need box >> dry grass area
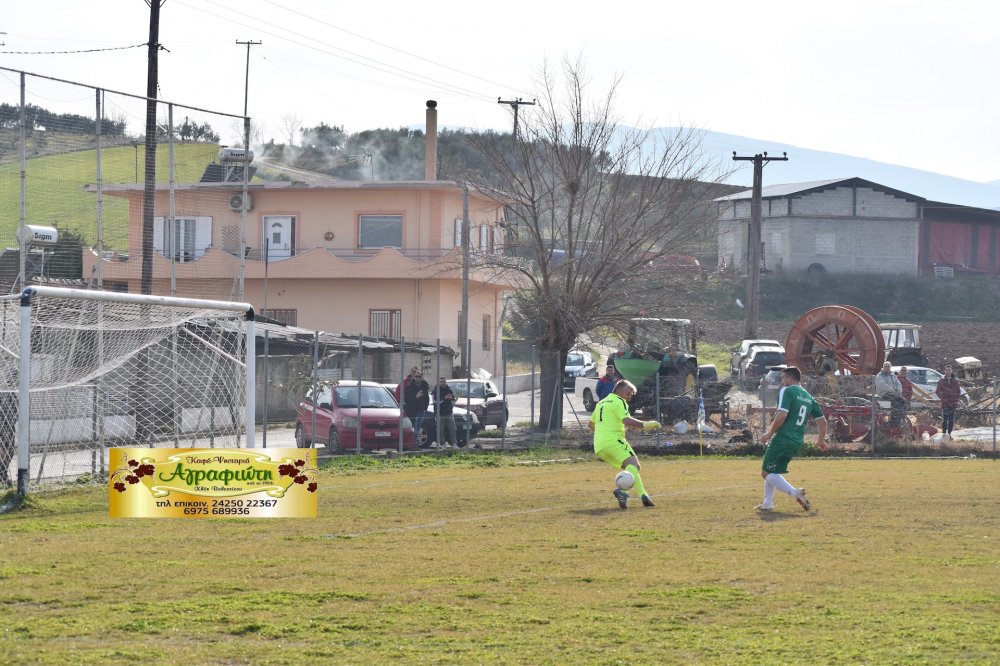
[1,454,998,664]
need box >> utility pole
[732,151,788,338]
[460,184,470,375]
[141,1,164,296]
[497,97,536,143]
[235,40,262,116]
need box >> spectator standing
[395,366,419,402]
[875,361,906,426]
[404,371,430,436]
[431,376,457,448]
[897,366,913,402]
[875,362,902,397]
[935,365,962,440]
[595,365,618,401]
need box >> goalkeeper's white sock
[766,473,797,497]
[762,478,775,505]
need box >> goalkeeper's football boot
[613,488,629,510]
[794,488,811,512]
[641,494,655,507]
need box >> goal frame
[14,286,256,495]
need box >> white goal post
[4,286,255,495]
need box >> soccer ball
[615,470,635,491]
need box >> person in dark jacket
[431,376,457,448]
[404,371,430,435]
[934,365,962,439]
[595,365,618,402]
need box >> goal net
[1,287,255,494]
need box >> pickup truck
[573,376,602,412]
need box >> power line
[260,0,527,95]
[175,0,497,102]
[0,42,148,55]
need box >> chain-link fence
[0,66,250,299]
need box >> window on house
[479,225,489,251]
[454,218,463,247]
[263,309,297,326]
[108,282,128,293]
[815,233,836,256]
[370,309,401,338]
[359,214,402,248]
[153,216,212,262]
[482,314,492,351]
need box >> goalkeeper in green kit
[757,366,827,512]
[589,379,661,509]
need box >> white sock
[766,473,797,497]
[762,478,775,505]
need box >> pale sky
[2,0,999,182]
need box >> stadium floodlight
[3,286,255,496]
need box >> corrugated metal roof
[713,177,924,203]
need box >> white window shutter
[194,216,212,258]
[153,216,164,254]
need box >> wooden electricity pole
[497,97,536,143]
[732,151,787,338]
[141,1,164,295]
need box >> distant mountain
[690,129,1000,210]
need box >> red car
[295,380,415,453]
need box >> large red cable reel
[784,305,886,376]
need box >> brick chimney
[424,100,438,181]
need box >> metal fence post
[398,337,405,453]
[501,342,507,451]
[311,331,319,451]
[992,376,997,459]
[356,336,363,454]
[530,345,536,436]
[262,329,269,448]
[435,338,442,448]
[870,376,877,457]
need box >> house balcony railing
[231,246,465,263]
[83,245,520,286]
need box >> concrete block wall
[791,187,917,218]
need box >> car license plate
[375,431,391,437]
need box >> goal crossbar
[13,287,257,496]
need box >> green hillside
[0,141,220,248]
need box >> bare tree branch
[465,57,735,428]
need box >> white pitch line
[325,483,745,539]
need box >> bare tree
[465,57,730,430]
[280,113,303,147]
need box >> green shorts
[761,436,802,475]
[595,438,636,469]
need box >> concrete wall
[718,186,921,275]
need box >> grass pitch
[1,454,998,665]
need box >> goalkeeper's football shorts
[595,437,636,468]
[761,436,802,475]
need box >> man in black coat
[403,371,430,436]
